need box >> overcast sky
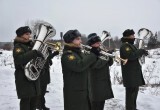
[0,0,160,42]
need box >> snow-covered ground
[0,49,160,110]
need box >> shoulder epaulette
[62,50,73,55]
[14,43,27,52]
[67,50,72,53]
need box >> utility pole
[60,32,63,47]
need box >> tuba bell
[137,28,152,65]
[100,30,128,64]
[24,21,56,81]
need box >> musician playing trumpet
[120,29,148,110]
[61,29,98,110]
[87,33,114,110]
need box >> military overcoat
[13,38,40,98]
[61,46,97,110]
[120,42,145,87]
[89,57,114,101]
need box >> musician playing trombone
[61,29,99,110]
[120,29,148,110]
[87,33,114,110]
[13,26,44,110]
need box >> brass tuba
[137,28,152,65]
[25,21,56,81]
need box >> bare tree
[148,32,157,49]
[113,36,121,49]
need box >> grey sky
[0,0,160,41]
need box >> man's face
[21,32,31,42]
[128,34,135,39]
[72,37,82,47]
[91,42,101,47]
[126,34,135,44]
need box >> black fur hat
[87,33,101,46]
[122,29,135,37]
[63,29,81,43]
[16,26,31,37]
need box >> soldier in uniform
[61,29,100,110]
[13,26,44,110]
[120,29,148,110]
[37,48,59,110]
[87,33,114,110]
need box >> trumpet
[81,44,128,65]
[46,42,62,51]
[34,40,62,52]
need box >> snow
[0,49,160,110]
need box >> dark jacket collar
[63,45,81,54]
[14,36,34,47]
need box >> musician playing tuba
[13,26,44,110]
[120,29,148,110]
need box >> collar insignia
[67,50,72,53]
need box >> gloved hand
[48,51,59,59]
[49,59,53,65]
[35,50,44,59]
[107,49,114,54]
[90,47,101,56]
[52,51,59,56]
[142,49,149,56]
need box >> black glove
[108,57,114,65]
[143,49,149,56]
[34,50,44,59]
[52,51,59,56]
[107,49,114,54]
[49,59,53,65]
[90,47,101,56]
[48,51,59,59]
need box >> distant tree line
[1,31,160,51]
[0,42,13,50]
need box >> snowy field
[0,49,160,110]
